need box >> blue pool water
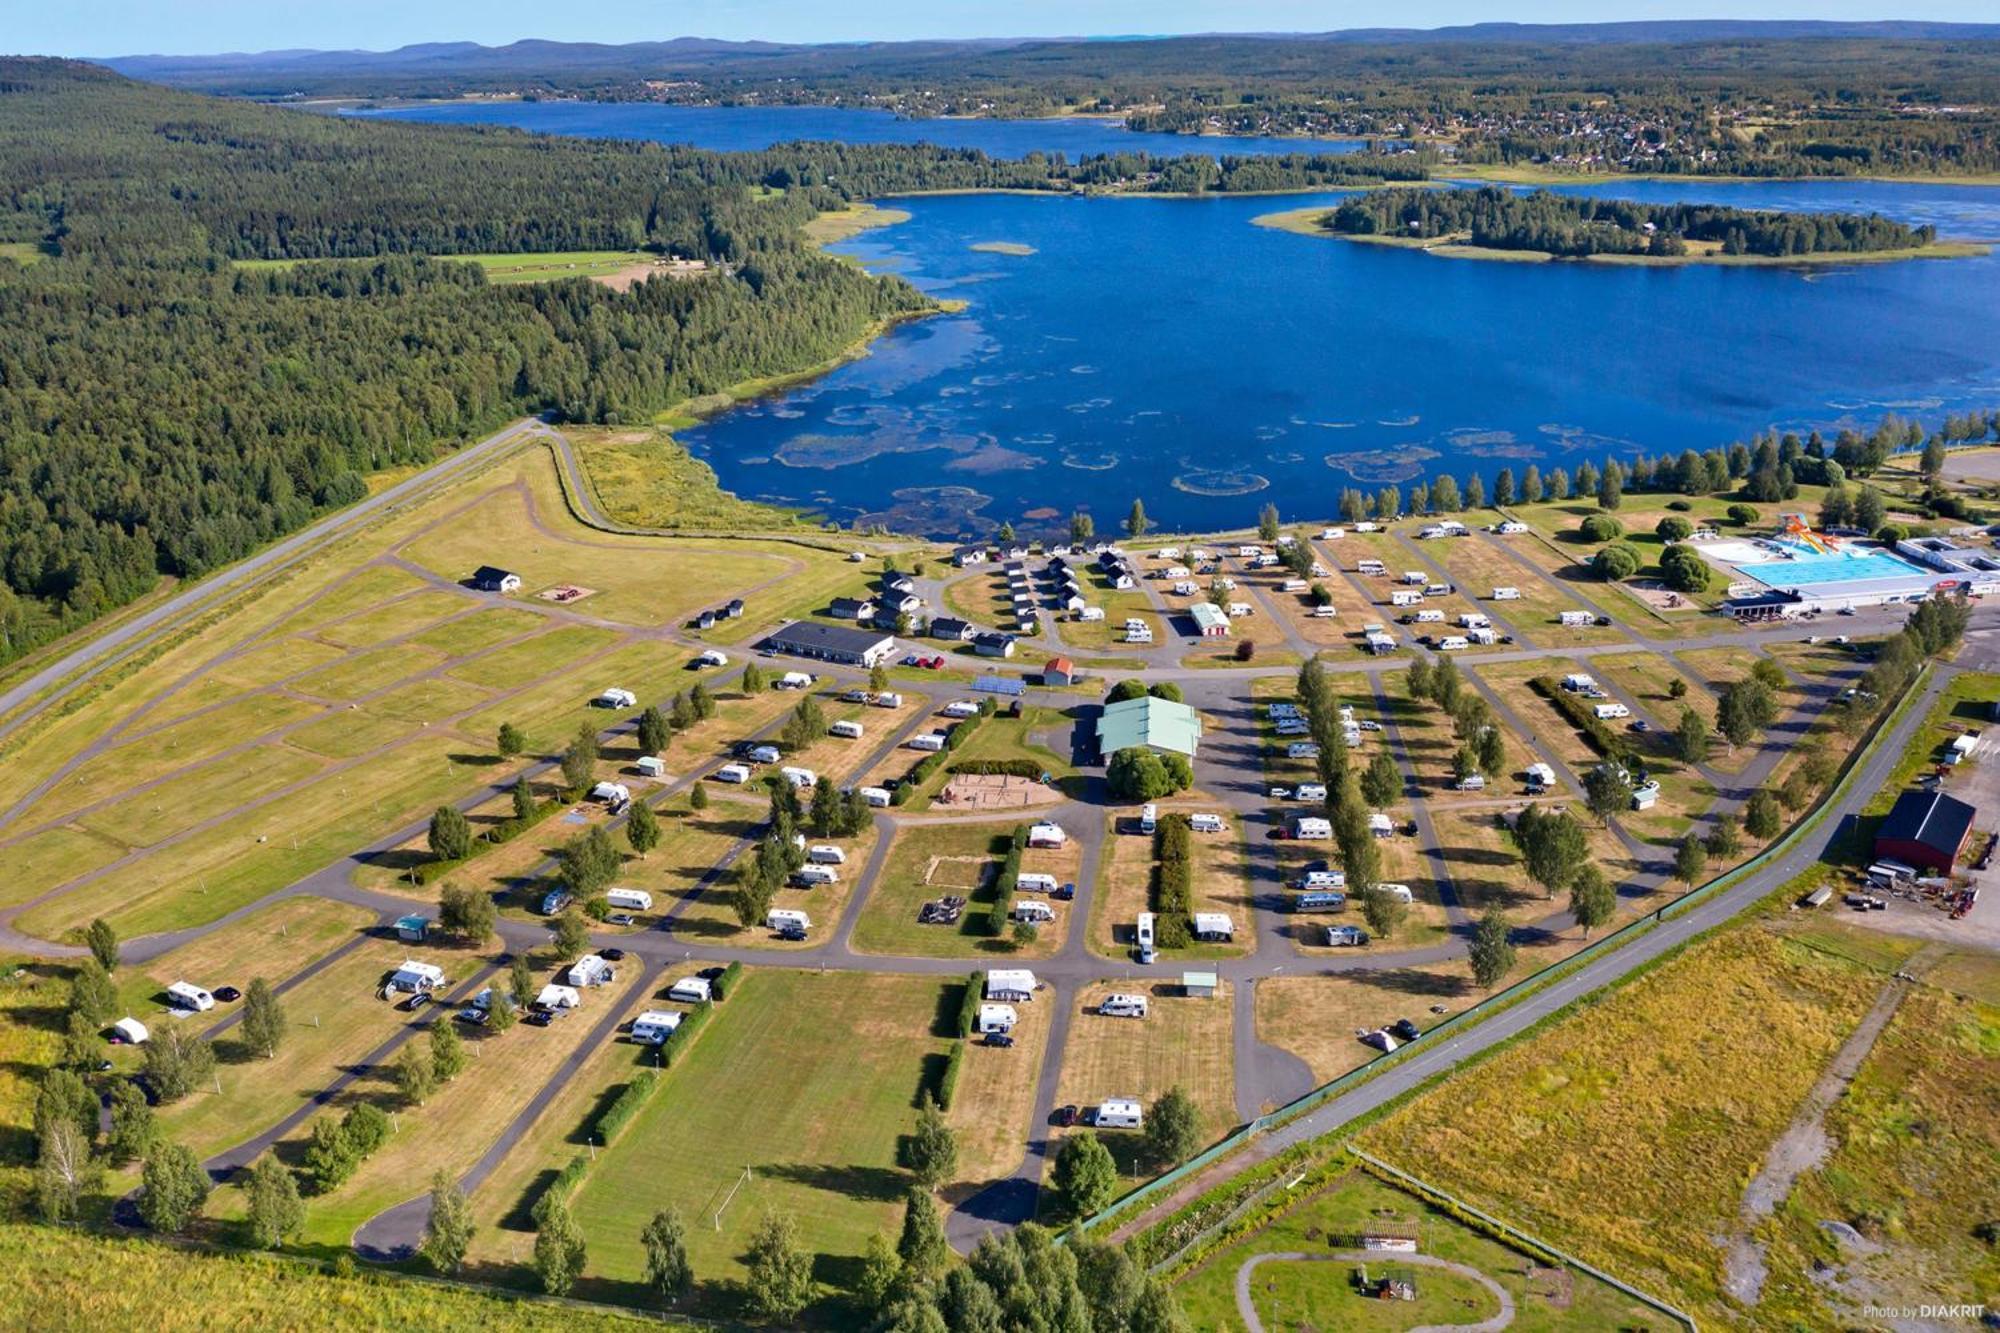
[1747,551,1930,586]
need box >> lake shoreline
[1250,204,1992,267]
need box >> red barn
[1873,789,1975,875]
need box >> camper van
[1015,872,1059,895]
[667,977,713,1004]
[861,786,892,807]
[1459,613,1490,629]
[1189,812,1226,834]
[1296,783,1328,803]
[1299,869,1346,891]
[630,1011,683,1045]
[606,888,653,912]
[1594,703,1631,720]
[1012,900,1056,925]
[1525,762,1556,793]
[1094,1099,1144,1130]
[1138,804,1158,834]
[695,649,729,668]
[779,766,817,789]
[1412,609,1446,624]
[1437,636,1470,651]
[1455,774,1487,792]
[943,700,981,718]
[748,744,782,765]
[829,720,865,740]
[1374,883,1415,904]
[595,688,637,709]
[1135,912,1157,964]
[1491,586,1521,601]
[1559,610,1596,628]
[1100,993,1149,1019]
[778,671,815,690]
[807,845,847,865]
[793,864,840,887]
[166,981,215,1012]
[977,1004,1018,1035]
[767,908,812,936]
[1390,590,1424,608]
[714,762,751,785]
[1294,891,1348,913]
[908,733,947,752]
[873,692,903,709]
[1402,571,1427,585]
[1357,559,1387,576]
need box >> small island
[971,241,1037,255]
[1256,186,1988,266]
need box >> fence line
[1347,1146,1699,1332]
[1075,663,1930,1237]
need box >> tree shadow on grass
[757,1161,910,1205]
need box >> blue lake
[363,102,2000,537]
[352,100,1370,159]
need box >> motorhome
[873,692,903,709]
[943,700,981,718]
[595,688,637,709]
[1189,813,1226,834]
[1357,559,1387,576]
[1412,608,1446,624]
[630,1011,683,1045]
[606,888,653,912]
[1135,913,1156,963]
[829,719,864,740]
[1012,900,1056,925]
[1594,703,1631,720]
[1095,1099,1144,1130]
[1559,610,1596,628]
[1100,993,1149,1019]
[166,981,215,1012]
[1437,636,1470,651]
[778,671,815,690]
[1294,891,1348,913]
[1138,804,1158,834]
[1491,586,1521,601]
[747,744,782,765]
[1525,762,1557,792]
[1390,590,1424,608]
[767,908,812,935]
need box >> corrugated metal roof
[1096,694,1201,757]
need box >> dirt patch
[923,854,995,892]
[936,773,1062,810]
[535,583,597,604]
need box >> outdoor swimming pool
[1742,550,1930,586]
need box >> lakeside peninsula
[1256,186,1990,266]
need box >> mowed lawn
[115,897,376,1031]
[850,821,1025,959]
[1054,980,1237,1174]
[568,969,953,1312]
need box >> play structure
[1778,513,1842,556]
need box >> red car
[923,656,945,669]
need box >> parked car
[601,948,626,962]
[1052,882,1076,900]
[1628,719,1650,733]
[212,986,242,1003]
[1050,1105,1080,1127]
[456,1007,489,1026]
[901,654,921,666]
[1269,786,1292,800]
[606,913,635,927]
[1390,1018,1422,1041]
[777,924,808,942]
[522,1009,554,1027]
[401,992,432,1012]
[923,656,945,669]
[982,1032,1016,1049]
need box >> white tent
[111,1016,149,1045]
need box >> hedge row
[1153,814,1195,950]
[417,793,563,884]
[987,824,1028,938]
[938,1039,966,1112]
[659,998,715,1067]
[893,711,993,803]
[956,972,984,1038]
[591,1072,659,1145]
[1529,676,1633,764]
[531,1152,591,1225]
[948,758,1043,779]
[712,960,743,1002]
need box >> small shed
[394,914,430,943]
[1043,656,1077,687]
[472,566,521,593]
[1182,970,1218,999]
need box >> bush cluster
[1529,677,1634,765]
[987,825,1028,938]
[417,791,561,883]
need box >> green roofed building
[1096,694,1202,759]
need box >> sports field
[566,969,953,1314]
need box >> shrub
[1655,515,1694,542]
[947,759,1043,779]
[1665,499,1692,512]
[532,1154,590,1226]
[1578,514,1623,543]
[1727,503,1760,526]
[591,1073,659,1145]
[711,960,743,1002]
[1530,677,1633,764]
[1659,543,1713,593]
[1591,541,1642,580]
[956,973,984,1038]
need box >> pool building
[1699,520,2000,616]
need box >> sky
[15,1,1991,59]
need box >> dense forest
[0,59,1423,665]
[109,28,2000,179]
[1323,186,1937,257]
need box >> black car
[982,1032,1015,1049]
[212,986,242,1003]
[601,948,626,962]
[401,992,432,1012]
[777,925,808,942]
[1390,1018,1422,1042]
[1050,1104,1079,1127]
[522,1009,553,1027]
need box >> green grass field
[566,969,953,1316]
[1172,1169,1674,1331]
[237,249,662,284]
[849,821,1024,959]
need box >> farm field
[565,969,953,1315]
[1171,1168,1674,1332]
[1357,920,1922,1324]
[1054,980,1236,1173]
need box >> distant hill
[98,23,2000,98]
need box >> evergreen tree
[1051,1131,1118,1219]
[1674,833,1708,886]
[1145,1086,1202,1168]
[397,1043,436,1105]
[897,1186,950,1284]
[430,1019,468,1083]
[637,706,670,755]
[85,919,119,972]
[425,801,474,860]
[1257,503,1280,542]
[105,1079,156,1162]
[1126,498,1149,538]
[497,721,526,758]
[69,958,117,1025]
[554,909,593,960]
[904,1094,957,1188]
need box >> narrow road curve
[1235,1250,1515,1333]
